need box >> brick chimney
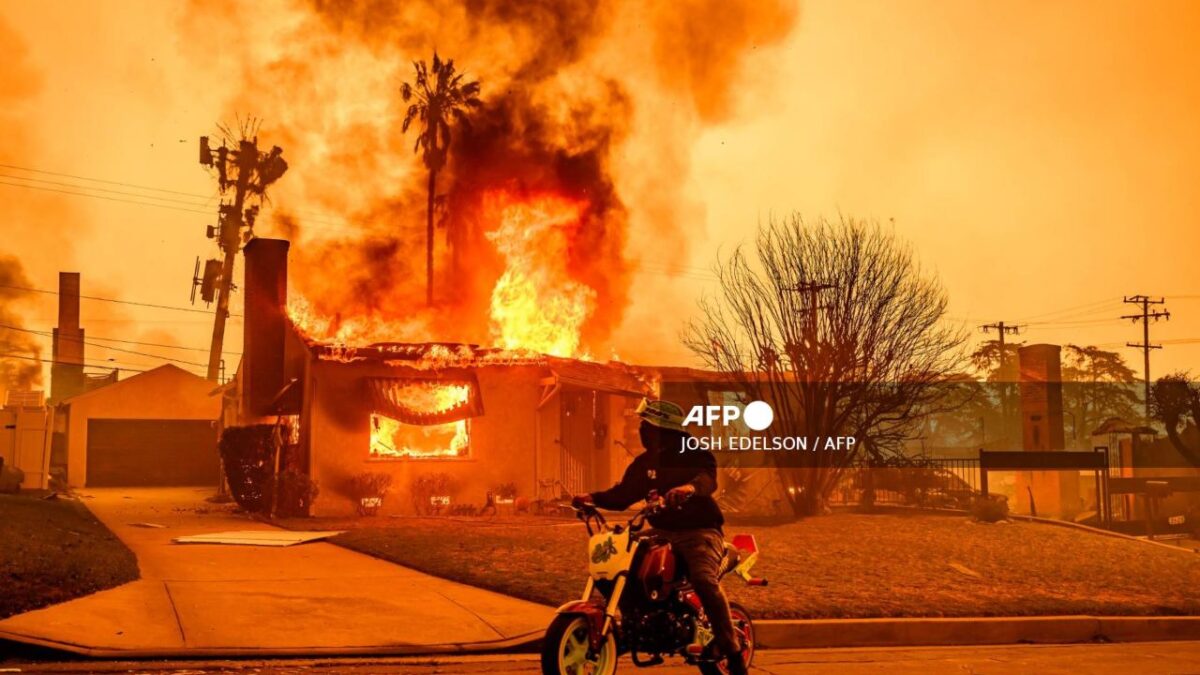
[1018,344,1065,451]
[242,238,290,417]
[50,272,84,404]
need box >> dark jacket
[590,447,724,531]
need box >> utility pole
[1121,295,1170,418]
[789,282,836,335]
[195,131,287,382]
[781,281,835,382]
[981,321,1022,448]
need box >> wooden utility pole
[981,321,1022,448]
[196,132,287,382]
[1121,295,1170,418]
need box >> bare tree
[684,214,966,517]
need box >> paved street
[6,642,1200,674]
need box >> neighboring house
[62,364,221,487]
[227,238,653,517]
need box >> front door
[559,390,610,495]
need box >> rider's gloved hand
[571,493,594,509]
[665,484,696,508]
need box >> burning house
[228,238,653,517]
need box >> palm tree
[401,51,482,306]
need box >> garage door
[87,419,218,487]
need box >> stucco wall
[305,360,642,517]
[65,365,221,487]
[307,360,555,516]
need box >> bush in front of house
[219,425,275,513]
[347,472,393,516]
[411,472,457,515]
[971,494,1010,523]
[276,469,320,517]
[219,424,318,517]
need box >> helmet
[636,398,686,432]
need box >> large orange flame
[484,190,595,358]
[288,188,600,361]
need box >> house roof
[303,338,653,396]
[61,364,212,405]
[546,358,653,397]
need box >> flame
[369,382,471,458]
[286,293,430,347]
[484,190,596,357]
[287,189,600,360]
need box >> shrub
[411,472,456,515]
[219,424,317,516]
[218,425,276,513]
[348,472,393,516]
[495,481,518,500]
[971,494,1009,523]
[275,470,320,517]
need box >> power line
[0,163,364,232]
[83,333,240,356]
[1017,297,1121,323]
[0,283,240,317]
[0,351,152,373]
[0,162,213,199]
[0,179,215,216]
[0,173,214,209]
[0,324,210,368]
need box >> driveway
[0,488,554,657]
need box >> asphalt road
[6,642,1200,674]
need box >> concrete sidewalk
[0,488,555,657]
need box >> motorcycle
[541,492,767,674]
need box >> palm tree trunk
[426,168,436,306]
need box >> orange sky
[2,0,1200,386]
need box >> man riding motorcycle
[573,399,748,675]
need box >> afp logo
[683,400,774,431]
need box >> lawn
[0,493,139,619]
[284,510,1200,619]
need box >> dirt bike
[541,492,767,674]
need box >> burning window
[370,414,470,459]
[365,379,480,460]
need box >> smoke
[0,16,52,395]
[0,257,43,393]
[182,0,798,354]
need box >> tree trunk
[426,168,436,306]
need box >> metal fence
[828,457,982,509]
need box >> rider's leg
[664,529,741,658]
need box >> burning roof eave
[294,324,653,396]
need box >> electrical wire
[0,351,151,373]
[0,283,240,317]
[0,324,209,368]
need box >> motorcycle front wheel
[698,601,755,675]
[541,613,618,675]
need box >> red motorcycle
[541,494,766,674]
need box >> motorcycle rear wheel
[697,601,755,675]
[541,613,618,675]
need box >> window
[366,380,475,459]
[370,413,470,459]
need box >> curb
[755,615,1200,649]
[8,616,1200,659]
[0,630,543,660]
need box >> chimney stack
[242,238,290,417]
[50,272,85,403]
